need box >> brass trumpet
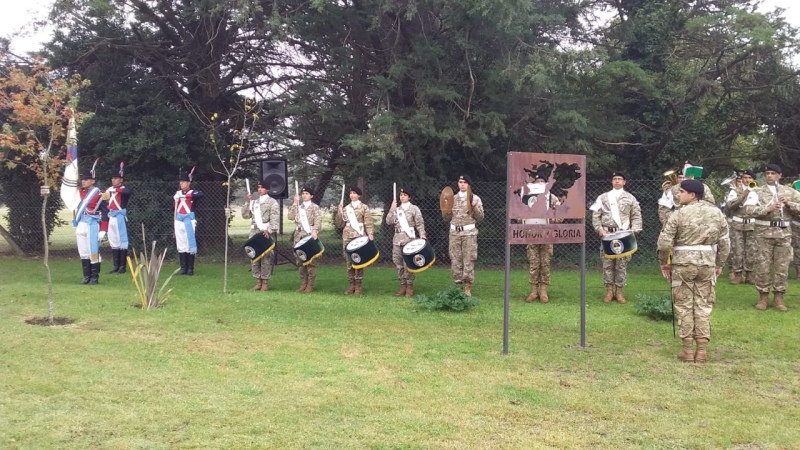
[662,169,679,191]
[748,180,758,189]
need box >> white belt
[793,221,800,227]
[450,224,476,232]
[754,219,789,228]
[673,245,714,252]
[731,216,752,224]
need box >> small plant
[634,293,673,321]
[413,285,480,312]
[128,239,179,310]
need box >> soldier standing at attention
[241,179,280,291]
[386,187,427,297]
[288,186,323,293]
[741,164,800,311]
[523,172,560,303]
[446,175,484,297]
[105,162,132,274]
[590,172,643,303]
[723,170,757,284]
[658,179,730,363]
[173,167,204,275]
[335,186,374,295]
[74,166,109,285]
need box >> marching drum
[346,236,380,269]
[243,233,275,263]
[601,231,638,259]
[293,235,325,266]
[402,239,436,273]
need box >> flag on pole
[60,116,80,210]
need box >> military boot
[177,253,188,275]
[354,279,363,295]
[525,284,539,303]
[88,263,101,285]
[677,337,695,363]
[185,254,195,276]
[755,291,769,311]
[297,275,308,293]
[538,284,550,303]
[344,269,356,295]
[260,278,270,292]
[303,276,315,293]
[614,286,627,304]
[80,259,91,284]
[694,338,709,363]
[117,249,127,274]
[745,271,755,284]
[773,291,788,312]
[108,249,121,274]
[405,282,414,297]
[395,282,407,297]
[730,272,743,285]
[603,284,614,303]
[251,279,264,291]
[464,283,473,297]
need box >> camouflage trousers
[392,244,415,284]
[671,265,715,341]
[342,239,365,281]
[249,231,274,280]
[602,253,631,286]
[754,234,793,293]
[297,262,318,281]
[526,244,553,286]
[728,228,757,273]
[792,222,800,267]
[449,233,478,284]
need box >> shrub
[634,293,673,321]
[413,285,479,312]
[128,240,179,310]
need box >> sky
[0,0,799,54]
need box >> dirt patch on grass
[25,316,75,326]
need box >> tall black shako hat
[111,162,124,178]
[179,167,195,182]
[80,158,99,180]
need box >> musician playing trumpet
[659,161,715,227]
[723,170,757,285]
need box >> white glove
[98,231,107,242]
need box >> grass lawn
[1,257,799,449]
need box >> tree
[0,54,89,323]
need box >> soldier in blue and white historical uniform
[74,166,109,285]
[241,179,280,291]
[173,168,204,275]
[105,162,132,274]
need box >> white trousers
[174,219,197,253]
[76,222,102,262]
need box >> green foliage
[128,240,178,310]
[634,293,673,321]
[414,285,479,312]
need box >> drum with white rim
[346,235,380,269]
[293,235,325,266]
[601,230,638,259]
[243,233,275,263]
[402,239,436,273]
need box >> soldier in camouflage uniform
[723,170,757,285]
[386,187,427,297]
[590,172,643,303]
[658,179,730,363]
[335,186,375,295]
[288,185,323,293]
[741,164,800,311]
[523,173,560,303]
[241,179,280,291]
[446,175,484,297]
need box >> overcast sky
[1,0,798,54]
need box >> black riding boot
[186,253,195,276]
[117,249,127,274]
[88,263,101,285]
[80,259,91,284]
[177,252,188,275]
[108,249,120,274]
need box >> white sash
[657,190,674,208]
[174,191,191,215]
[346,204,365,235]
[396,206,416,239]
[107,188,122,210]
[298,203,311,234]
[608,192,629,230]
[252,197,266,230]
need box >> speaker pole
[273,198,297,267]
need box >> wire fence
[1,178,725,269]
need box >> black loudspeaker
[260,158,289,199]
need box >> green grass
[1,257,799,449]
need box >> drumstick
[393,182,396,201]
[246,179,251,195]
[340,184,345,205]
[295,180,299,196]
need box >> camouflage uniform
[657,199,730,343]
[448,192,485,286]
[792,220,800,277]
[386,202,426,286]
[288,200,323,289]
[723,187,757,279]
[241,194,280,285]
[335,201,375,284]
[526,193,560,288]
[590,189,643,287]
[741,184,800,306]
